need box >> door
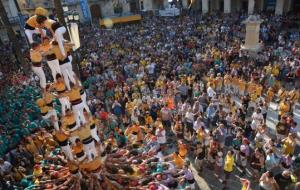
[129,0,140,13]
[294,0,300,13]
[90,4,102,21]
[242,0,248,12]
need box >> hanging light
[68,13,74,22]
[63,6,69,12]
[73,13,80,22]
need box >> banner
[79,0,91,22]
[159,8,180,17]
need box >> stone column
[202,0,209,14]
[123,1,130,13]
[212,0,220,11]
[224,0,231,13]
[163,0,169,9]
[142,0,153,11]
[235,0,242,12]
[241,15,263,52]
[182,0,188,8]
[248,0,255,14]
[275,0,284,15]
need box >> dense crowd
[0,11,300,190]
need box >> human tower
[27,7,102,178]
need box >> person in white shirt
[156,125,166,145]
[185,108,195,135]
[146,63,156,75]
[192,101,203,114]
[251,108,264,131]
[207,85,216,98]
[181,100,191,117]
[193,116,205,132]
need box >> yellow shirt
[197,130,205,143]
[30,49,42,63]
[232,77,239,88]
[52,42,73,60]
[61,114,76,130]
[65,87,81,102]
[278,88,287,100]
[283,138,295,155]
[145,116,153,125]
[54,131,68,142]
[71,125,91,141]
[247,82,256,94]
[26,15,39,28]
[271,66,279,76]
[26,142,39,155]
[125,125,143,142]
[126,102,134,114]
[26,15,55,29]
[224,74,231,85]
[289,90,300,102]
[215,77,223,88]
[224,155,234,172]
[264,65,272,74]
[178,144,187,158]
[44,92,55,105]
[256,85,263,97]
[39,106,50,115]
[173,153,184,168]
[238,79,245,91]
[53,82,66,93]
[43,19,56,29]
[266,89,274,100]
[73,144,84,155]
[79,157,102,172]
[278,102,290,115]
[67,161,79,173]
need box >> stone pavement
[189,98,300,190]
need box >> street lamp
[63,7,82,78]
[62,6,69,12]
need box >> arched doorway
[293,0,300,13]
[90,4,102,22]
[129,0,140,13]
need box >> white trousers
[81,92,91,113]
[25,28,46,44]
[32,66,46,89]
[72,102,86,126]
[72,171,82,178]
[83,141,97,161]
[47,59,61,82]
[61,144,74,160]
[59,97,70,116]
[69,135,79,145]
[91,127,100,143]
[60,62,75,90]
[77,153,87,162]
[55,26,67,57]
[68,55,73,64]
[42,109,59,131]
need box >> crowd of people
[0,9,300,190]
